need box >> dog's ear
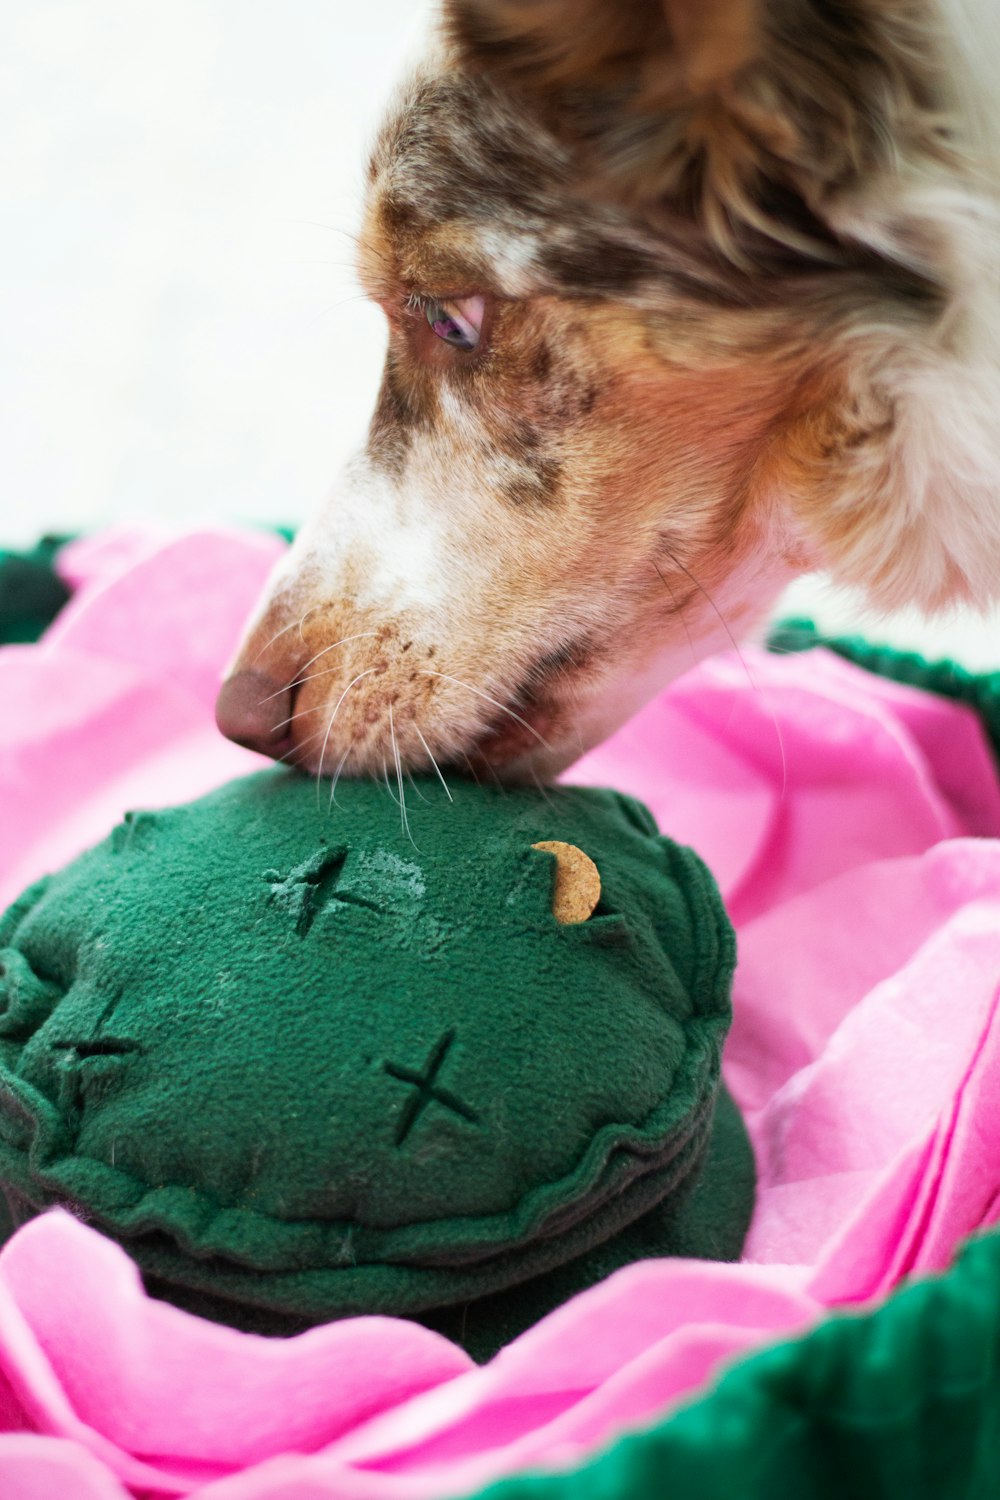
[444,0,946,262]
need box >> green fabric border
[464,1225,1000,1500]
[0,538,72,645]
[0,527,295,648]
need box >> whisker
[281,218,362,240]
[328,744,352,811]
[272,655,380,705]
[274,703,323,730]
[406,769,431,804]
[527,764,555,805]
[390,705,418,850]
[252,608,315,665]
[311,294,380,318]
[414,723,454,802]
[316,667,377,781]
[275,683,376,733]
[420,670,552,751]
[461,751,484,787]
[284,221,397,273]
[656,547,788,799]
[470,750,505,790]
[381,755,401,806]
[259,633,378,704]
[652,559,699,674]
[275,721,327,765]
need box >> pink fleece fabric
[0,527,997,1500]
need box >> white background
[2,0,996,664]
[1,0,435,544]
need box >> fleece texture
[0,770,753,1358]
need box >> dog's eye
[423,296,483,352]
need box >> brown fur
[445,0,955,262]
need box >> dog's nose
[215,670,294,759]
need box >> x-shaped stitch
[264,848,380,937]
[383,1029,481,1146]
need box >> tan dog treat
[532,841,601,924]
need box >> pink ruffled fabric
[0,527,997,1500]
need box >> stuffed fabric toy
[0,771,755,1361]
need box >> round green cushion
[0,770,754,1359]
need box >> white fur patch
[294,457,450,615]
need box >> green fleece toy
[0,771,754,1360]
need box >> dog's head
[217,0,1000,781]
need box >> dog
[216,0,1000,787]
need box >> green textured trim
[0,537,72,645]
[768,617,1000,761]
[464,1225,1000,1500]
[0,527,295,647]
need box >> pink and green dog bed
[0,527,997,1499]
